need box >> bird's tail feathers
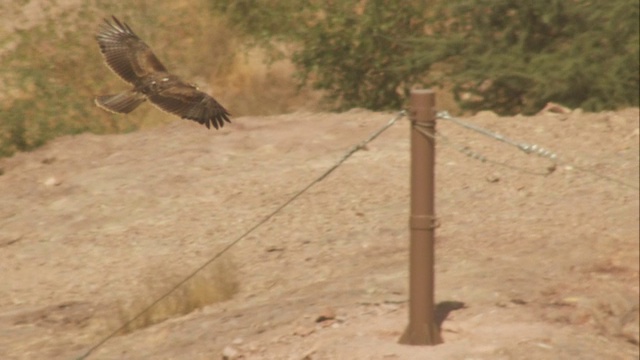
[95,90,145,114]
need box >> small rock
[535,342,553,350]
[41,157,56,164]
[486,174,500,183]
[221,345,240,359]
[0,234,22,247]
[265,246,284,252]
[319,319,335,328]
[300,347,317,360]
[380,302,400,312]
[315,307,336,323]
[294,326,315,337]
[44,177,61,187]
[537,102,571,115]
[231,337,243,345]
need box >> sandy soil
[0,108,638,359]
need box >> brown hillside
[0,108,638,359]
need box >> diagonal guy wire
[318,110,405,181]
[75,110,405,360]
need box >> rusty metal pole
[399,89,443,345]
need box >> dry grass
[97,1,324,120]
[113,257,239,335]
[216,48,324,116]
[0,0,323,157]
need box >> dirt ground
[0,108,638,359]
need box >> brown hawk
[95,16,231,129]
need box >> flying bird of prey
[94,16,230,129]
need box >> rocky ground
[0,108,638,359]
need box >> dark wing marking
[95,16,167,84]
[147,81,231,129]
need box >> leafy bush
[291,1,433,110]
[214,0,639,114]
[437,0,640,114]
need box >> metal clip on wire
[436,110,558,163]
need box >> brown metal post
[399,89,443,345]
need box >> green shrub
[291,1,434,110]
[214,0,639,114]
[439,0,640,114]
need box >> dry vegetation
[114,257,238,335]
[0,0,321,156]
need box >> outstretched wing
[147,80,231,129]
[96,16,167,84]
